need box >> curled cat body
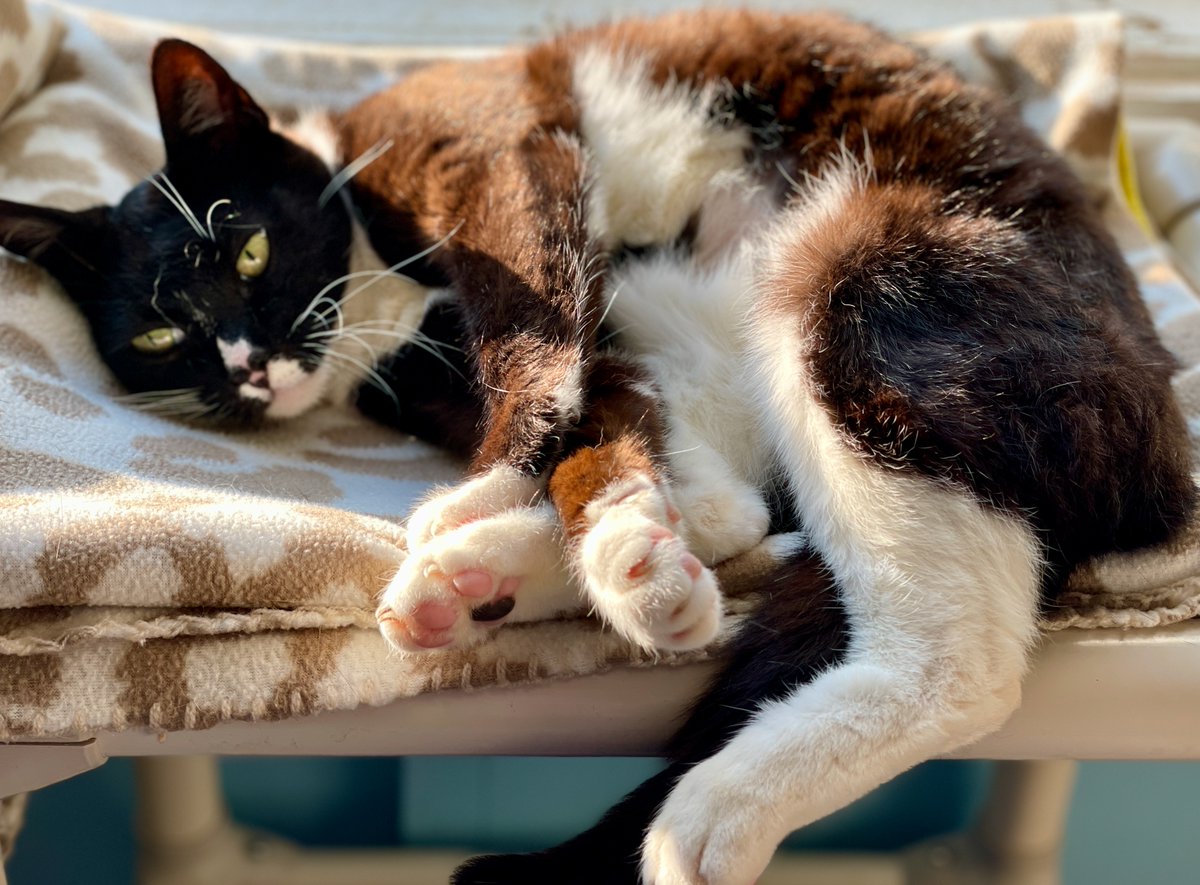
[0,11,1193,884]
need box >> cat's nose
[217,336,270,375]
[228,366,270,387]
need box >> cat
[0,11,1195,884]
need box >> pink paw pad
[377,607,455,650]
[412,601,458,630]
[627,527,676,580]
[451,569,494,598]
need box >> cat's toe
[377,599,461,650]
[406,466,542,549]
[641,757,782,885]
[376,560,513,653]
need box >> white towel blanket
[0,1,1197,740]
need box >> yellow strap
[1116,119,1155,236]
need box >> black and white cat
[0,12,1193,884]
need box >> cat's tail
[450,541,845,885]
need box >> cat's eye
[130,327,186,354]
[237,229,270,278]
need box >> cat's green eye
[131,327,185,354]
[237,229,270,278]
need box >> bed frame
[4,620,1199,884]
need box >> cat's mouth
[217,336,331,421]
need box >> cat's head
[0,40,352,425]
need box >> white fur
[636,171,1042,885]
[377,502,580,652]
[404,465,544,551]
[265,356,307,391]
[574,48,751,249]
[576,473,722,652]
[216,336,253,373]
[552,359,584,426]
[606,251,772,565]
[379,466,572,654]
[264,362,331,419]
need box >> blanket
[1,0,1198,741]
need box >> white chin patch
[263,362,330,419]
[266,357,308,391]
[238,383,272,403]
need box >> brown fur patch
[549,355,666,538]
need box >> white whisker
[205,199,233,241]
[148,173,207,239]
[291,220,465,335]
[321,349,399,408]
[319,137,395,208]
[311,323,463,376]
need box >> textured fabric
[0,2,1197,741]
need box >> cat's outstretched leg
[452,545,845,885]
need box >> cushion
[0,2,1197,739]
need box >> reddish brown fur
[548,355,667,539]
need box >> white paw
[378,504,578,652]
[406,466,543,551]
[579,475,722,652]
[673,480,771,566]
[641,756,783,885]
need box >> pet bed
[1,0,1199,800]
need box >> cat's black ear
[151,39,270,162]
[0,198,110,292]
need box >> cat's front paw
[641,755,782,885]
[578,475,722,652]
[378,504,577,652]
[406,465,543,550]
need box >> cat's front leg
[550,355,724,652]
[375,134,604,649]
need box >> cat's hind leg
[640,176,1047,885]
[452,545,845,885]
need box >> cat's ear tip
[150,38,222,79]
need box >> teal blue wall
[9,759,1200,884]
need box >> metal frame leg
[905,759,1079,885]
